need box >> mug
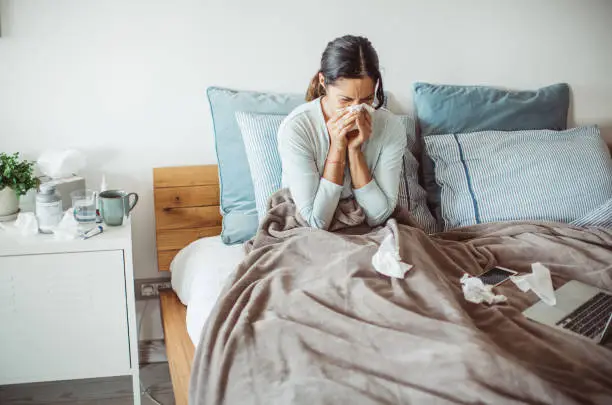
[99,190,139,226]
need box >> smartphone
[477,266,518,286]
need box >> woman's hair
[306,35,385,109]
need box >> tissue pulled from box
[37,149,86,179]
[460,273,507,305]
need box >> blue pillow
[235,112,286,221]
[413,82,570,226]
[424,126,612,230]
[207,87,303,244]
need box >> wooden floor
[0,362,175,405]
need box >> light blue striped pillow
[424,126,612,230]
[570,198,612,229]
[235,112,286,221]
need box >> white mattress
[170,236,245,346]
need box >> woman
[278,35,406,230]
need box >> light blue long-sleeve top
[277,97,407,230]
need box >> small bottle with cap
[36,183,63,233]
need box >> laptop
[523,280,612,345]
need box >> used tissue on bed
[460,274,507,305]
[372,233,412,278]
[510,262,556,306]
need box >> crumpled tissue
[344,103,374,132]
[372,233,413,278]
[510,262,556,306]
[0,212,39,236]
[37,149,86,179]
[52,210,80,240]
[460,273,508,305]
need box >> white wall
[1,0,611,338]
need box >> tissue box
[40,176,86,211]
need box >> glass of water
[71,189,97,224]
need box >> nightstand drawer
[0,250,130,385]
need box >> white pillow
[170,236,244,305]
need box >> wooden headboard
[153,165,222,271]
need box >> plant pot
[0,187,19,217]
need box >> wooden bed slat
[157,226,223,251]
[154,165,218,188]
[154,185,220,209]
[159,290,194,405]
[155,206,222,230]
[157,250,180,272]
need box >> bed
[155,84,612,405]
[155,165,612,405]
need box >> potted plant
[0,152,38,217]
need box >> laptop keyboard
[556,292,612,339]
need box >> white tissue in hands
[343,103,374,132]
[372,233,413,278]
[346,103,375,113]
[510,262,556,306]
[460,274,507,305]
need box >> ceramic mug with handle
[99,190,139,226]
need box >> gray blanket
[191,189,612,404]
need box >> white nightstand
[0,221,141,404]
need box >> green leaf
[0,152,37,196]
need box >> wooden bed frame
[153,165,222,405]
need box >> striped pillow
[424,126,612,230]
[237,111,436,232]
[235,112,286,221]
[570,198,612,229]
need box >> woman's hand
[326,109,359,152]
[347,110,372,151]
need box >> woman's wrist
[347,147,363,157]
[330,141,347,153]
[327,148,346,165]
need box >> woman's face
[319,74,376,112]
